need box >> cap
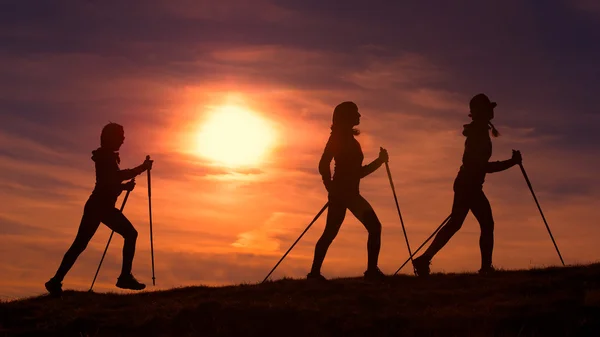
[469,93,497,112]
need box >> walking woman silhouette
[412,94,522,276]
[308,101,389,281]
[45,123,153,296]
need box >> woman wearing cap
[412,94,522,276]
[308,101,389,281]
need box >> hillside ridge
[2,264,600,336]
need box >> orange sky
[1,1,600,299]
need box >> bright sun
[195,105,278,167]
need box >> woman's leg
[310,198,346,274]
[101,208,138,277]
[347,195,382,271]
[420,190,470,260]
[470,190,495,270]
[53,203,102,282]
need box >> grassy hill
[2,264,600,337]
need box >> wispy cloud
[572,0,600,15]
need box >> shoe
[306,271,327,282]
[364,267,387,281]
[45,278,63,297]
[116,274,146,290]
[478,266,496,275]
[412,256,431,277]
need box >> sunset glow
[195,105,278,167]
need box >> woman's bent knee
[125,228,138,241]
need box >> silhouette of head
[101,122,125,151]
[469,94,497,121]
[469,94,500,137]
[332,101,361,134]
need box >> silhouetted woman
[308,101,389,281]
[45,123,153,296]
[412,93,522,276]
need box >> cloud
[572,0,600,15]
[156,0,297,23]
[404,89,464,112]
[345,53,446,91]
[232,211,319,252]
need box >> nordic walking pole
[518,159,565,266]
[89,182,133,292]
[393,215,451,275]
[262,202,329,283]
[383,154,415,275]
[147,155,156,285]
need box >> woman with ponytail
[308,101,389,281]
[412,93,522,276]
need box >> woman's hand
[142,157,154,171]
[511,150,522,165]
[123,179,136,191]
[378,147,389,163]
[323,179,332,193]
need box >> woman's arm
[117,157,153,181]
[318,136,336,190]
[117,165,146,181]
[486,160,515,173]
[360,147,388,178]
[486,150,522,173]
[360,159,383,178]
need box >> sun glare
[195,105,277,167]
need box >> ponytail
[488,122,500,137]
